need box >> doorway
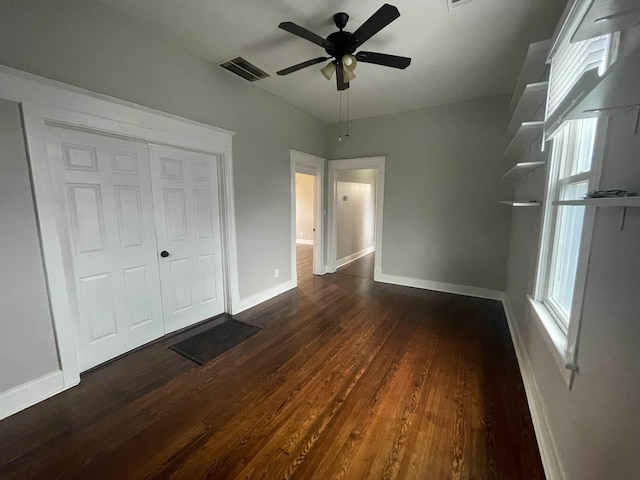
[328,157,386,280]
[335,169,377,280]
[290,150,325,284]
[295,171,315,282]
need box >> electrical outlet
[274,268,279,278]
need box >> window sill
[527,296,575,388]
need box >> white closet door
[44,126,164,371]
[149,145,225,333]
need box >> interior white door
[44,126,164,371]
[149,145,225,333]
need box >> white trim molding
[0,65,239,416]
[296,239,314,245]
[328,156,385,280]
[336,245,375,268]
[234,279,297,315]
[501,297,566,480]
[376,273,504,301]
[0,370,72,421]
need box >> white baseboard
[296,239,314,245]
[376,273,504,301]
[0,370,73,420]
[501,296,565,480]
[233,279,297,315]
[336,245,375,268]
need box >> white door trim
[327,156,386,280]
[290,150,326,281]
[0,65,239,414]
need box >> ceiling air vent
[448,0,473,8]
[220,57,270,82]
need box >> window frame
[540,120,597,333]
[531,117,608,388]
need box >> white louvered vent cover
[546,35,611,117]
[220,57,270,82]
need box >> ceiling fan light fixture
[343,70,356,82]
[321,61,336,80]
[342,54,357,72]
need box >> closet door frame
[0,66,239,402]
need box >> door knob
[160,250,170,258]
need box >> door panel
[150,145,224,333]
[45,126,164,371]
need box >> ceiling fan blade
[355,51,411,69]
[277,57,330,76]
[336,66,350,91]
[278,22,333,49]
[350,4,400,49]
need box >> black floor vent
[220,57,270,82]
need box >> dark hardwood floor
[296,243,314,283]
[337,251,375,279]
[0,249,544,479]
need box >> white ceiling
[98,0,566,123]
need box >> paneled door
[149,145,225,333]
[44,126,164,371]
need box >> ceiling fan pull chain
[338,90,343,141]
[346,88,350,138]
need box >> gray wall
[0,99,60,391]
[329,96,513,291]
[336,169,377,260]
[504,29,640,479]
[0,0,328,301]
[337,169,377,185]
[336,181,376,261]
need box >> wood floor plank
[336,251,375,279]
[0,246,545,479]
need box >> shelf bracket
[585,104,640,135]
[619,206,628,231]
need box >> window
[538,118,598,333]
[530,20,616,386]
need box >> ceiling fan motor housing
[326,12,356,65]
[325,31,356,64]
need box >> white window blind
[546,35,610,117]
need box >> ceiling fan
[276,3,411,91]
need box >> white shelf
[504,122,545,158]
[509,40,551,113]
[554,196,640,207]
[572,0,640,43]
[500,201,541,207]
[501,161,546,180]
[506,82,548,135]
[545,43,640,138]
